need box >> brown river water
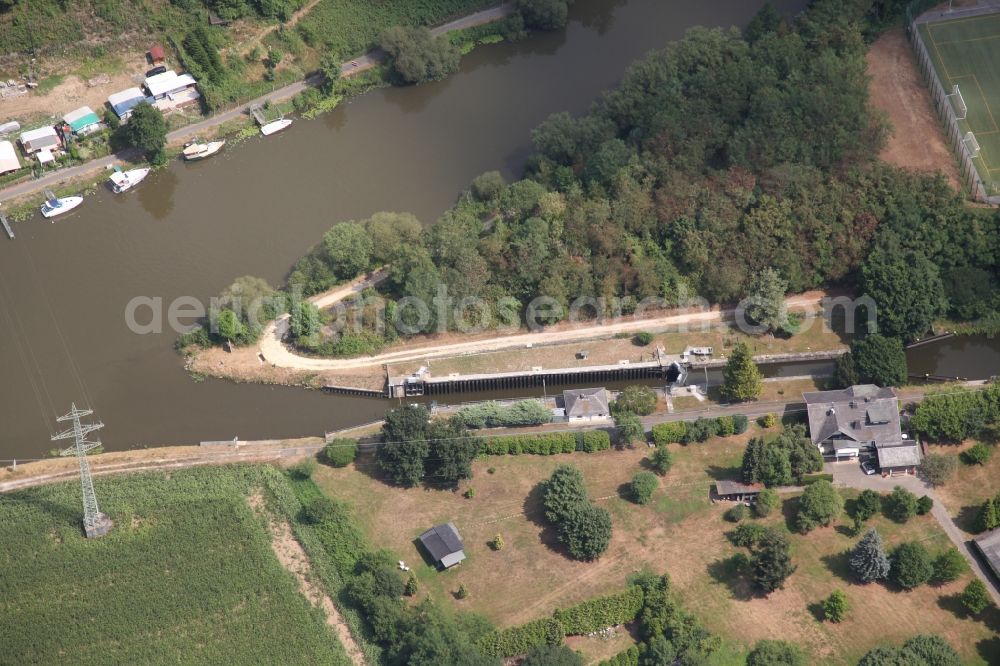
[2,0,992,458]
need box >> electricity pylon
[53,404,113,538]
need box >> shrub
[523,645,583,666]
[633,331,653,346]
[747,640,805,666]
[552,585,644,635]
[932,547,968,584]
[481,432,577,456]
[630,471,658,505]
[853,489,882,521]
[753,488,780,517]
[716,415,735,436]
[725,504,748,523]
[823,589,849,623]
[614,386,657,416]
[916,495,934,515]
[614,412,645,447]
[651,421,686,445]
[578,430,611,453]
[732,414,750,434]
[891,542,934,589]
[921,453,958,485]
[684,417,717,443]
[380,26,460,84]
[458,399,551,428]
[464,487,476,499]
[795,480,843,533]
[404,574,418,596]
[885,486,918,523]
[491,534,504,551]
[648,445,673,475]
[477,617,563,657]
[759,413,778,428]
[960,579,992,615]
[321,438,358,467]
[558,503,613,561]
[598,645,640,666]
[456,583,469,599]
[288,457,317,480]
[301,496,338,524]
[963,442,992,466]
[542,465,589,523]
[728,522,770,548]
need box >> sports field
[920,12,1000,194]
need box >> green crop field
[0,466,351,666]
[920,13,1000,194]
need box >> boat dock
[1,214,12,239]
[248,103,266,127]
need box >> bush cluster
[650,415,748,446]
[552,585,644,635]
[480,432,577,456]
[321,438,359,467]
[457,400,552,428]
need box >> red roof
[149,45,165,62]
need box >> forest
[272,0,998,356]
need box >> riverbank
[0,3,516,220]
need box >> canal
[0,0,991,459]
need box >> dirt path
[866,28,961,190]
[242,0,325,57]
[250,492,366,665]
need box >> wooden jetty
[1,214,12,240]
[248,103,267,127]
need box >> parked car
[861,460,877,476]
[146,65,167,77]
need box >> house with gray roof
[562,388,611,422]
[419,522,466,569]
[974,527,1000,585]
[803,385,921,475]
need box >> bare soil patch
[0,69,143,124]
[867,28,961,190]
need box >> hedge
[477,617,563,657]
[480,432,577,456]
[578,430,611,453]
[733,414,749,434]
[599,645,640,666]
[801,473,834,486]
[552,585,644,635]
[457,400,552,428]
[651,421,687,445]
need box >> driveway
[829,459,1000,605]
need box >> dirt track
[867,28,961,190]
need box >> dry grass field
[932,441,1000,532]
[312,433,1000,665]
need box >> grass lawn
[313,434,999,664]
[931,441,1000,532]
[0,466,350,666]
[920,12,1000,195]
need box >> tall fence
[905,0,998,203]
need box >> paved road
[0,3,514,205]
[829,460,1000,606]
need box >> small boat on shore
[260,118,292,136]
[183,139,226,161]
[109,167,151,194]
[40,195,83,219]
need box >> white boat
[109,167,151,194]
[260,118,292,136]
[183,139,225,161]
[40,195,83,219]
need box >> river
[1,0,988,459]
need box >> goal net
[964,131,980,157]
[948,84,968,120]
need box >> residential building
[715,480,763,503]
[974,527,1000,584]
[108,88,149,120]
[0,140,20,174]
[143,70,200,112]
[62,106,102,136]
[419,523,466,569]
[803,385,921,475]
[562,387,611,421]
[19,126,59,154]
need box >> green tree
[960,579,992,615]
[613,385,657,415]
[932,547,968,584]
[558,502,613,561]
[614,412,645,446]
[321,438,358,467]
[746,640,804,666]
[720,342,762,402]
[962,442,992,466]
[823,589,849,623]
[979,495,1000,533]
[753,488,780,517]
[795,480,843,533]
[523,644,582,666]
[742,437,792,487]
[900,635,962,666]
[744,267,788,334]
[630,471,658,505]
[289,299,322,340]
[885,485,918,523]
[542,465,589,523]
[323,221,373,280]
[891,541,934,589]
[516,0,571,30]
[380,26,460,84]
[365,211,424,265]
[470,171,505,202]
[853,489,882,522]
[832,351,859,389]
[751,530,796,593]
[920,453,958,486]
[648,445,673,476]
[640,634,677,665]
[862,249,947,342]
[425,416,480,489]
[377,405,431,487]
[115,102,167,163]
[851,334,908,387]
[850,528,891,583]
[916,495,933,515]
[404,574,418,596]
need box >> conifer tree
[850,528,890,583]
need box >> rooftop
[419,522,465,566]
[802,385,902,449]
[144,70,197,98]
[974,527,1000,578]
[563,387,610,418]
[715,480,763,496]
[876,443,922,469]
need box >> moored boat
[109,167,151,194]
[182,139,226,161]
[260,118,292,136]
[40,195,83,219]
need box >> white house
[108,87,149,120]
[562,387,611,422]
[62,106,102,136]
[0,140,21,174]
[143,70,197,100]
[19,126,59,154]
